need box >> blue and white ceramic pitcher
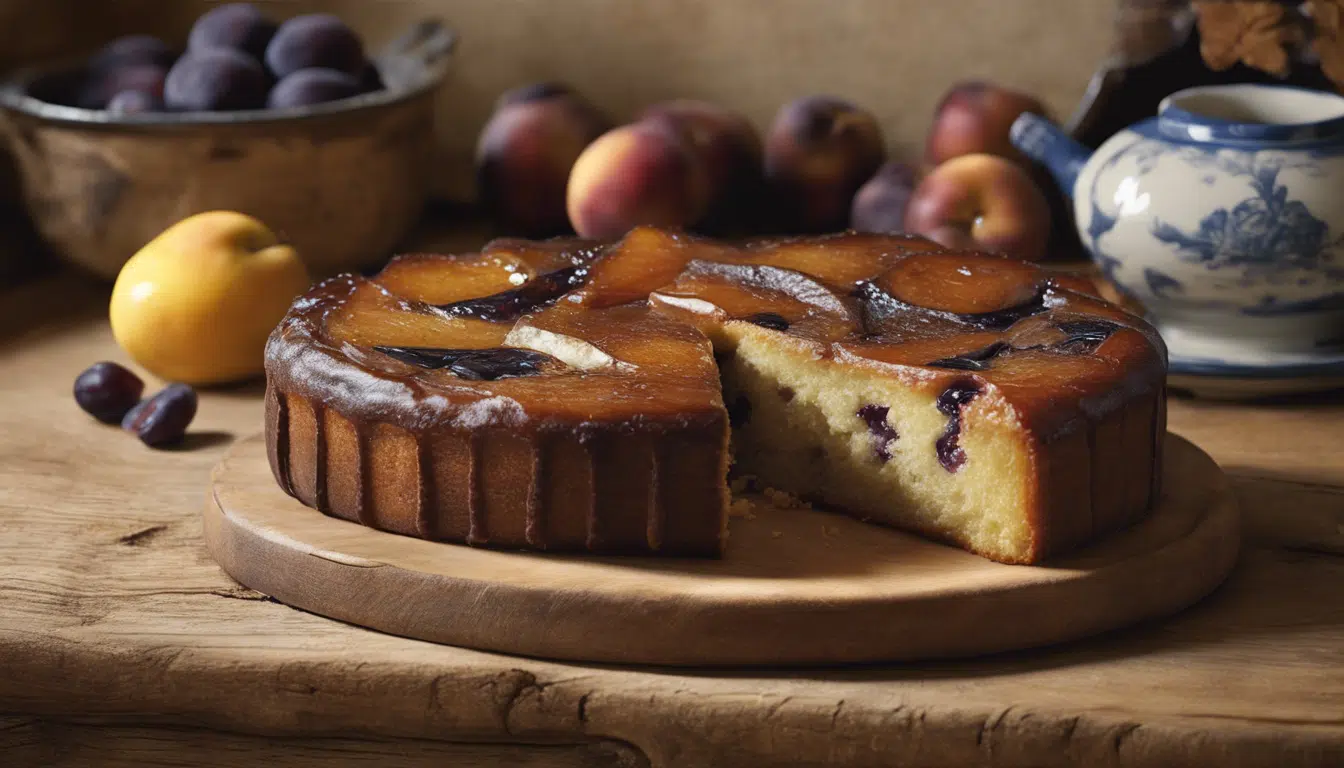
[1011,84,1344,368]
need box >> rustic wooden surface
[2,272,1343,767]
[206,433,1240,666]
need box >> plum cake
[265,227,1166,564]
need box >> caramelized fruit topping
[856,280,1057,333]
[877,252,1042,314]
[375,346,556,380]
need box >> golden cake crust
[264,227,1166,562]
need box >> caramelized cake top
[266,227,1166,438]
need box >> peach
[764,95,885,233]
[903,153,1051,261]
[925,81,1050,166]
[475,83,610,237]
[849,161,918,234]
[640,100,763,231]
[566,122,711,239]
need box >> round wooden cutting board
[204,433,1241,666]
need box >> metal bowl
[0,19,455,280]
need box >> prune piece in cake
[746,312,790,331]
[856,403,899,462]
[927,341,1011,371]
[1054,318,1122,353]
[433,264,588,322]
[934,379,982,472]
[374,346,555,380]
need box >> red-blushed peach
[849,161,918,234]
[566,121,711,239]
[475,83,611,237]
[904,153,1051,261]
[925,81,1050,166]
[640,100,763,232]
[764,95,885,233]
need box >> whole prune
[188,3,278,60]
[90,35,176,72]
[267,67,360,108]
[122,383,198,447]
[74,362,144,424]
[164,48,268,111]
[264,14,365,79]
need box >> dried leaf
[1309,0,1344,86]
[1194,1,1293,76]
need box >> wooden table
[2,272,1343,768]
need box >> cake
[264,227,1166,564]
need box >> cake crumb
[762,487,812,510]
[771,530,783,538]
[728,498,756,520]
[822,525,839,537]
[729,474,759,494]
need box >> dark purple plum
[374,347,554,380]
[74,362,144,424]
[267,67,360,108]
[77,64,166,109]
[850,161,917,234]
[264,14,365,79]
[188,3,278,60]
[107,89,164,114]
[165,48,268,111]
[121,383,197,447]
[90,35,176,71]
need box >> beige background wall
[0,0,1118,201]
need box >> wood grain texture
[1,273,1343,767]
[205,433,1240,666]
[0,716,648,768]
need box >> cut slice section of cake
[265,228,1166,564]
